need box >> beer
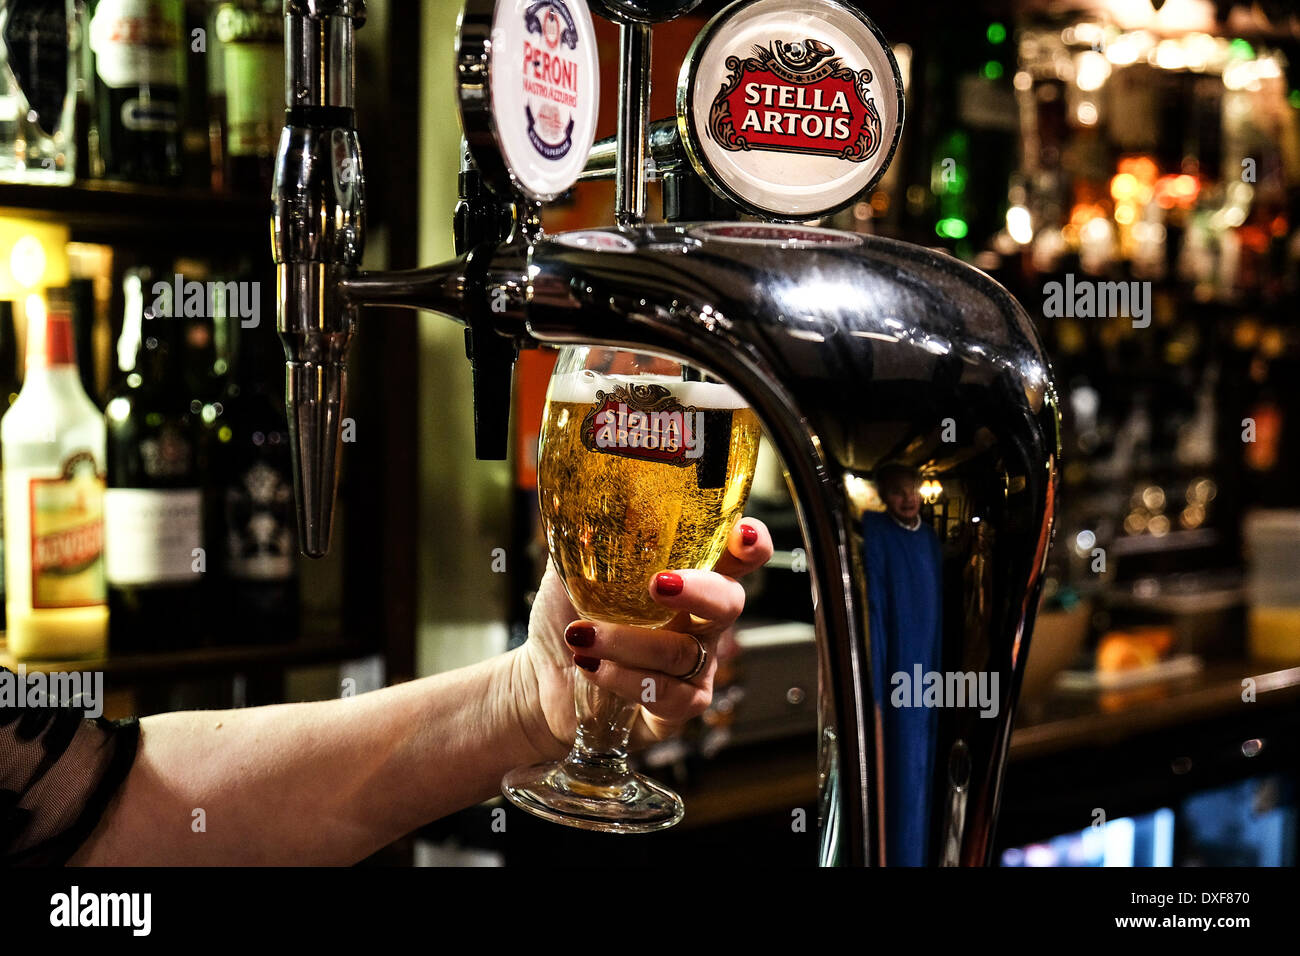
[538,369,761,627]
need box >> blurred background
[0,0,1296,866]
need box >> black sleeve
[1,667,140,866]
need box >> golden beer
[539,370,761,626]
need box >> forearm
[70,650,542,865]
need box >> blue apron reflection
[865,464,943,867]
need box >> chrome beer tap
[274,0,1061,865]
[273,0,365,557]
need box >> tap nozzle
[275,0,366,558]
[277,263,357,558]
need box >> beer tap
[274,0,1061,864]
[273,0,364,557]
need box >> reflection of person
[864,464,942,866]
[2,520,772,865]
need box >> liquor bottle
[906,14,1018,257]
[206,305,299,642]
[0,0,78,182]
[2,294,108,660]
[214,0,280,197]
[87,0,185,184]
[0,301,18,629]
[104,267,206,653]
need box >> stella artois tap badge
[678,0,904,220]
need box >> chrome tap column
[273,0,366,556]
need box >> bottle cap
[27,298,77,369]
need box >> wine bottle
[87,0,185,184]
[206,303,299,643]
[2,294,108,660]
[104,267,206,653]
[0,0,78,183]
[214,0,281,197]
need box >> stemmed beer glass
[502,347,761,831]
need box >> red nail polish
[655,572,683,596]
[740,524,758,546]
[565,622,596,648]
[573,655,600,672]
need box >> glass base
[502,757,685,833]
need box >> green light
[1229,38,1254,60]
[1290,90,1300,109]
[936,218,968,239]
[987,22,1006,45]
[983,60,1003,80]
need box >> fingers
[570,654,716,724]
[564,620,708,678]
[648,568,746,625]
[712,516,773,579]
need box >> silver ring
[675,635,708,682]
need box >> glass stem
[565,680,640,781]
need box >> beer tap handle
[455,141,524,460]
[463,325,518,461]
[454,141,517,255]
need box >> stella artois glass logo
[580,383,733,488]
[678,0,903,220]
[708,38,882,163]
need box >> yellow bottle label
[29,451,106,608]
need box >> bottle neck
[27,311,78,372]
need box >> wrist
[498,647,566,766]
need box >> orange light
[1069,202,1108,226]
[1154,173,1200,209]
[1110,172,1139,202]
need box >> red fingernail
[565,622,596,648]
[573,655,600,672]
[655,572,683,596]
[740,524,758,546]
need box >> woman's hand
[509,517,772,762]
